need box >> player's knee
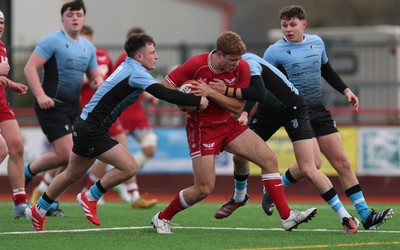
[314,159,322,170]
[140,133,158,149]
[233,154,246,166]
[265,154,278,169]
[125,160,138,178]
[333,157,353,173]
[197,185,214,198]
[299,167,314,180]
[6,140,23,158]
[64,169,84,183]
[142,145,156,158]
[55,151,72,166]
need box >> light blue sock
[233,172,249,202]
[37,197,52,217]
[349,192,371,222]
[327,194,342,212]
[281,173,292,188]
[89,183,105,201]
[24,163,34,179]
[37,197,52,210]
[49,201,59,210]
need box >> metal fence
[8,40,400,126]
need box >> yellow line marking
[238,241,400,250]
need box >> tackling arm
[145,83,204,108]
[208,76,265,103]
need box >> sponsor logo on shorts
[202,142,215,151]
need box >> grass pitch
[0,201,398,250]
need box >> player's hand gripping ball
[177,80,199,112]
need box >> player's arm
[0,76,28,95]
[208,76,266,102]
[321,62,359,112]
[143,91,159,107]
[86,69,103,90]
[236,100,256,125]
[24,52,55,109]
[161,79,175,89]
[145,83,208,112]
[235,77,261,125]
[190,80,244,114]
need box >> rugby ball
[178,82,193,94]
[177,80,198,112]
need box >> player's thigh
[112,132,128,148]
[51,134,74,159]
[63,152,96,179]
[90,160,108,176]
[97,143,137,172]
[310,137,323,168]
[226,129,275,167]
[317,132,346,160]
[292,139,316,170]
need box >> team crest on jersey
[224,77,237,86]
[286,50,291,55]
[310,45,315,50]
[202,142,215,150]
[198,77,207,82]
[291,119,299,128]
[65,44,69,49]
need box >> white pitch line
[0,226,399,235]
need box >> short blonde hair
[216,31,246,55]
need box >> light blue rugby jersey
[243,52,299,110]
[263,34,328,107]
[81,57,156,130]
[34,29,97,103]
[243,52,298,93]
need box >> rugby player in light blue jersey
[262,5,393,231]
[25,33,208,232]
[23,0,100,217]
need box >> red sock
[262,178,291,220]
[13,193,27,205]
[159,193,186,220]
